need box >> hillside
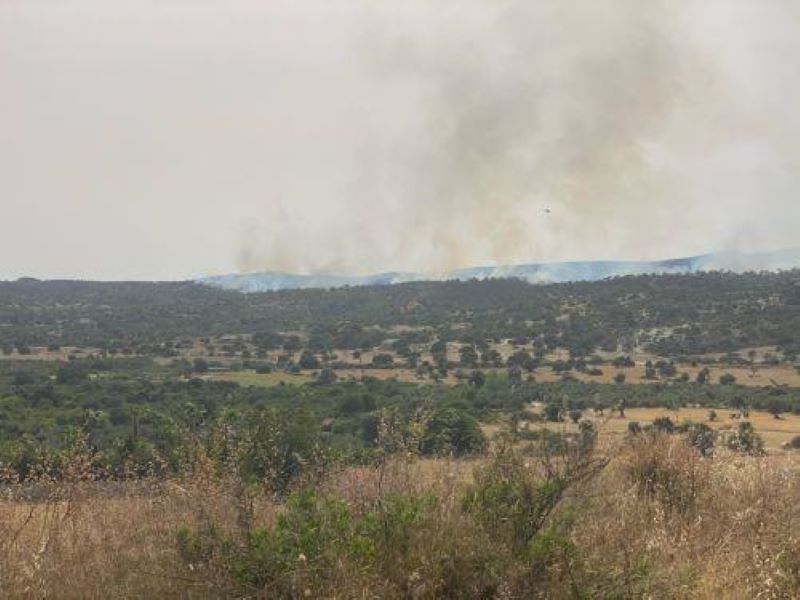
[3,270,800,357]
[199,248,800,292]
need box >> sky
[1,0,799,281]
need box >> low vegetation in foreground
[1,422,799,598]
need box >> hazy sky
[2,0,799,280]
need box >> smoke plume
[236,0,800,275]
[2,0,799,279]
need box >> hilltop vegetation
[3,270,800,358]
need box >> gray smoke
[2,0,799,279]
[237,0,800,275]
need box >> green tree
[421,409,486,456]
[298,351,321,370]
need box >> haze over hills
[198,248,800,292]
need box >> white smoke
[236,0,800,275]
[2,0,799,279]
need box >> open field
[203,370,311,387]
[323,364,800,388]
[526,406,800,451]
[554,365,800,387]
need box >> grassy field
[310,363,800,388]
[203,370,311,387]
[527,406,800,451]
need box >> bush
[682,422,716,456]
[421,409,486,456]
[56,361,90,384]
[371,353,395,368]
[725,422,765,456]
[298,351,321,370]
[624,434,707,515]
[176,489,433,594]
[544,402,562,422]
[463,450,567,552]
[464,429,603,553]
[652,417,675,434]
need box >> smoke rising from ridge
[235,0,800,275]
[1,0,799,280]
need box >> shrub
[725,422,765,456]
[298,351,321,370]
[652,417,675,434]
[463,451,567,552]
[421,409,486,456]
[464,429,604,553]
[682,422,716,457]
[544,402,562,422]
[176,489,433,594]
[371,353,395,368]
[624,433,706,515]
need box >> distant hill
[198,248,800,292]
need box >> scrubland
[2,431,799,599]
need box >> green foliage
[544,402,562,422]
[420,408,486,456]
[55,361,90,384]
[527,523,577,572]
[726,422,765,455]
[464,452,567,552]
[681,422,716,456]
[176,489,433,592]
[652,417,675,434]
[234,406,323,495]
[298,351,320,370]
[370,353,394,368]
[5,270,800,358]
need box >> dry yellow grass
[0,458,476,599]
[527,406,800,450]
[0,442,800,599]
[292,363,800,388]
[1,446,798,598]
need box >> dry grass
[528,407,800,450]
[572,439,800,598]
[203,370,311,387]
[282,363,800,388]
[1,443,799,598]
